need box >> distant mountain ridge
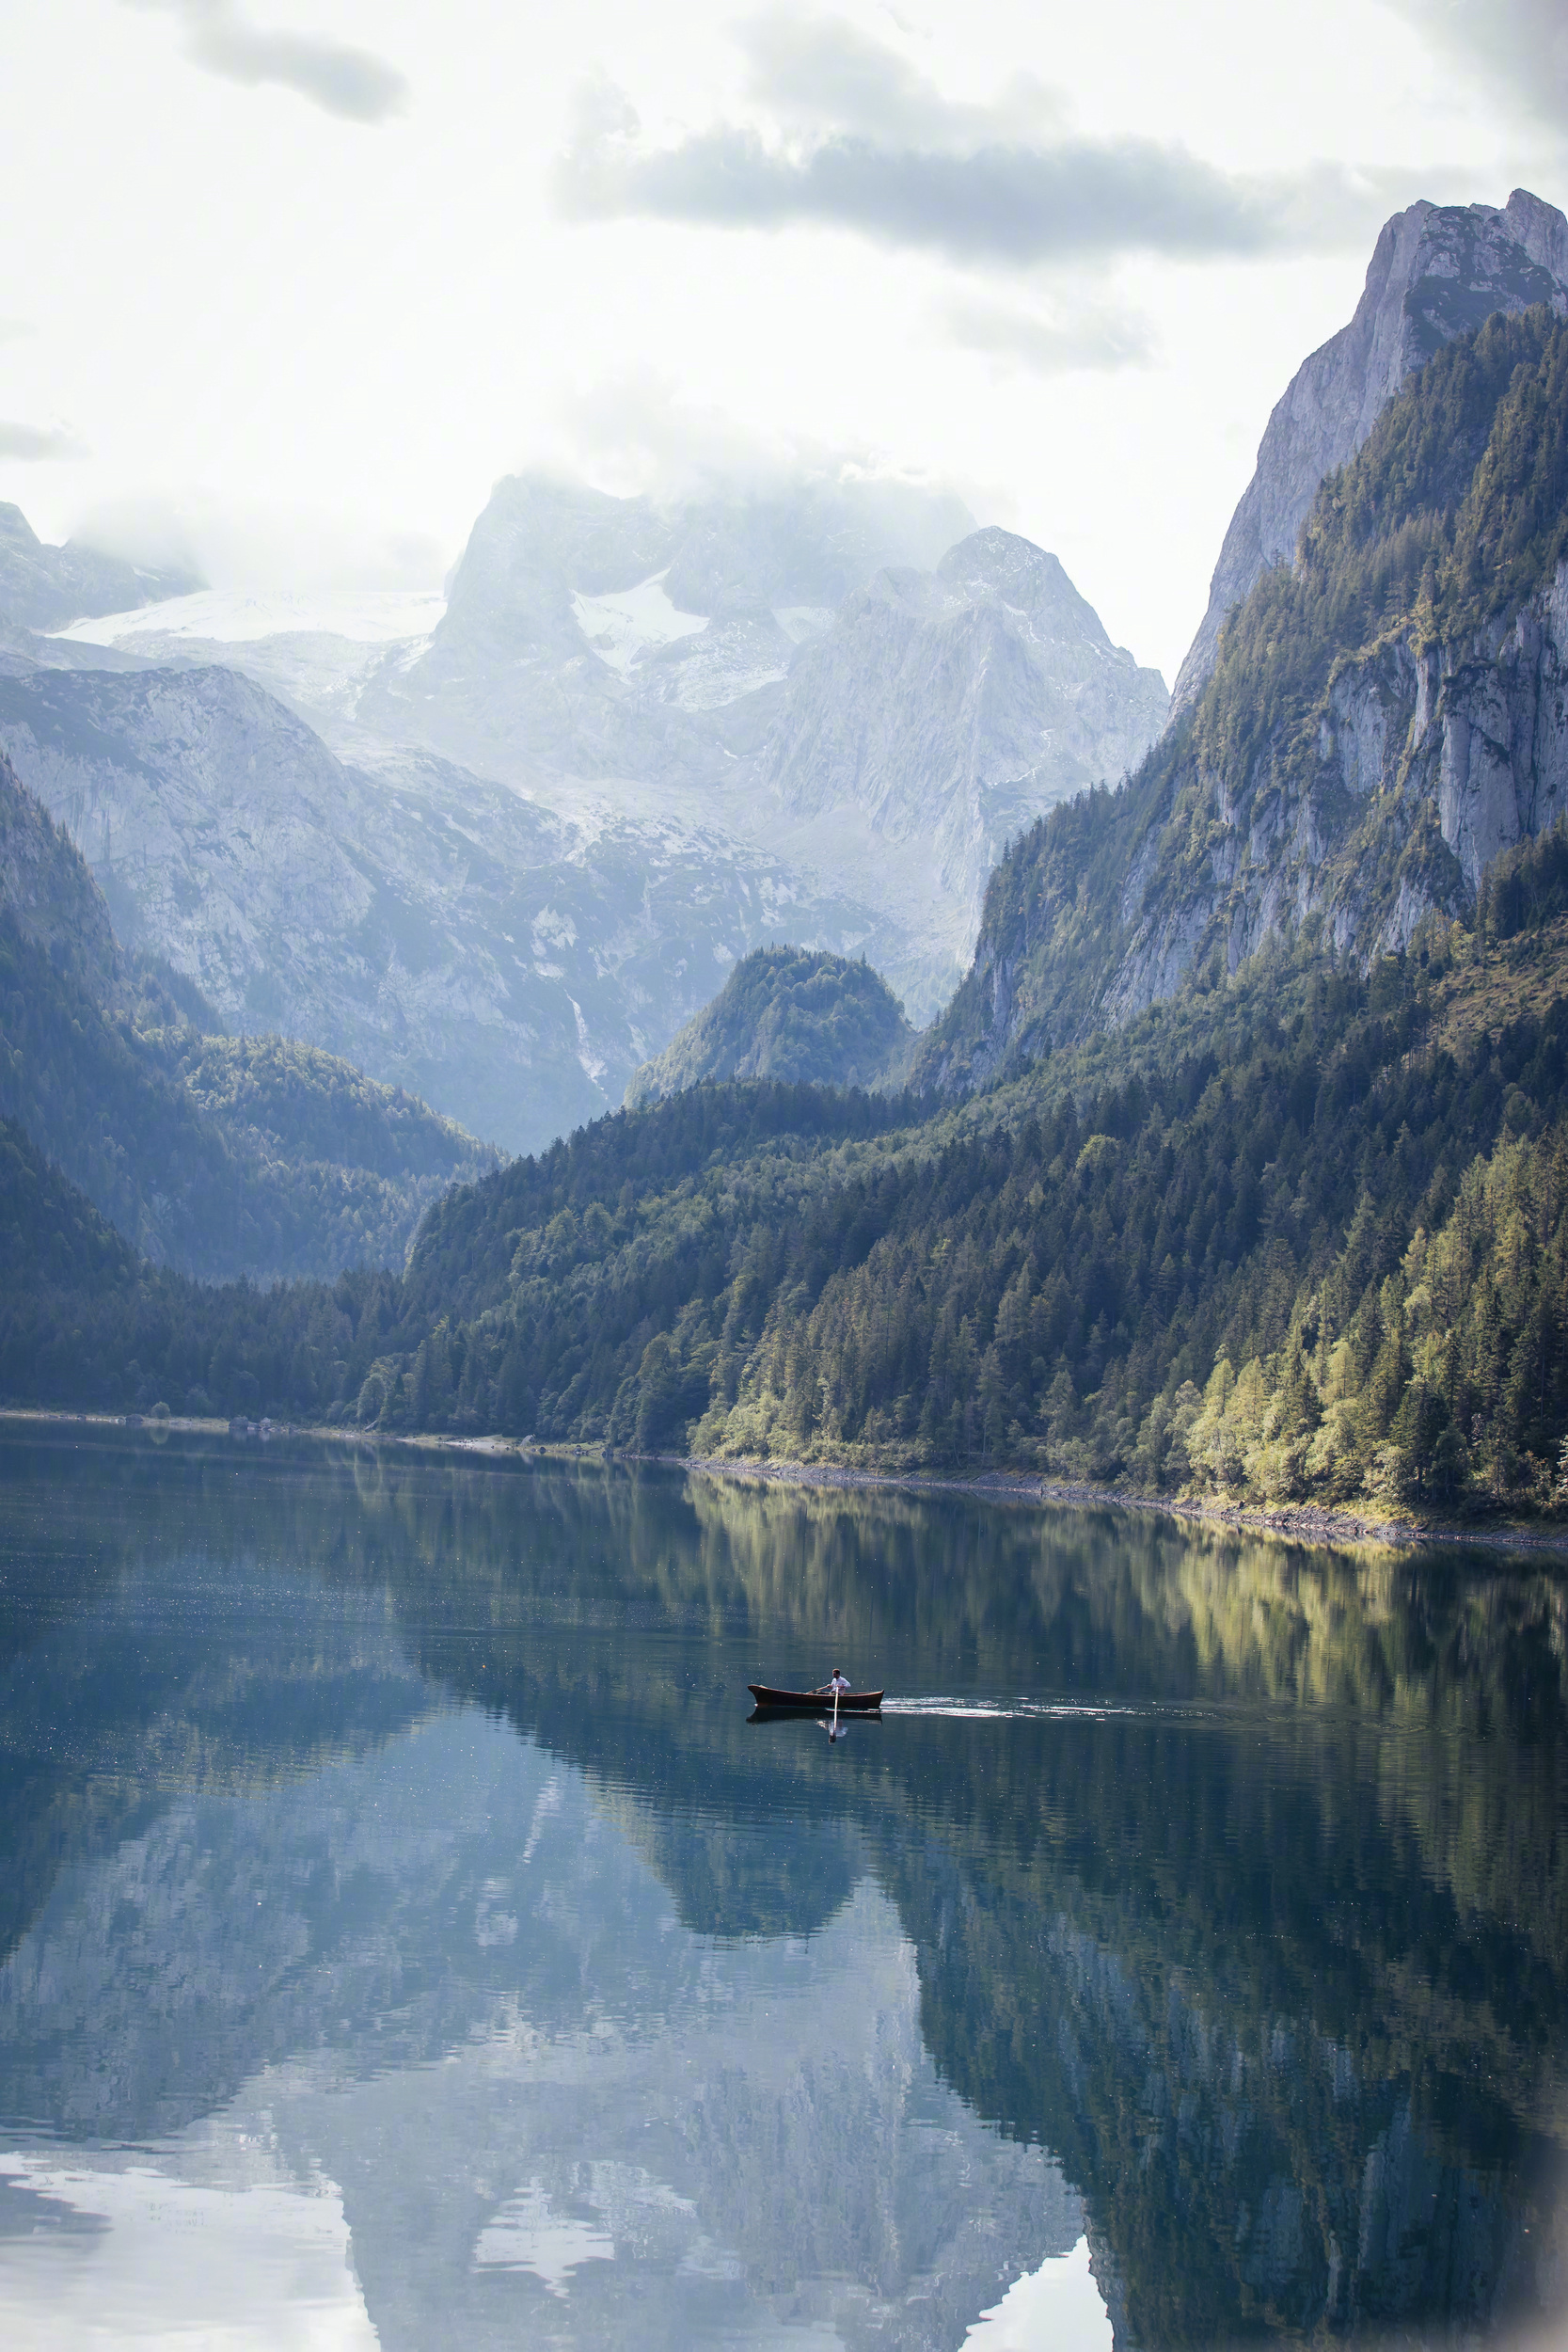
[0,747,495,1283]
[0,659,888,1153]
[356,470,980,786]
[0,503,201,635]
[1173,188,1568,711]
[626,946,917,1105]
[3,473,1166,1131]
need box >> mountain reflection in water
[0,1426,1563,2350]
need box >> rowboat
[747,1683,884,1713]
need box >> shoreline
[673,1454,1568,1558]
[7,1405,1568,1557]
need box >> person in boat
[819,1668,852,1740]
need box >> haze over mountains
[0,502,200,640]
[12,472,1168,1148]
[0,186,1564,1248]
[0,746,493,1285]
[0,659,871,1155]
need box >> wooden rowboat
[747,1683,884,1713]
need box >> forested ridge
[10,854,1568,1518]
[626,945,916,1104]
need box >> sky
[3,0,1565,685]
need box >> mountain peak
[1172,187,1568,712]
[935,527,1080,611]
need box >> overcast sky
[4,0,1565,681]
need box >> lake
[0,1424,1563,2349]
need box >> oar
[832,1683,840,1740]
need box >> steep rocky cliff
[344,478,1167,1019]
[0,749,494,1282]
[760,528,1168,967]
[356,469,977,786]
[1172,188,1568,712]
[0,734,121,998]
[918,307,1568,1091]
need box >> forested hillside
[9,871,1568,1518]
[626,946,916,1104]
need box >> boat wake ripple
[880,1697,1152,1720]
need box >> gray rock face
[347,484,1165,1020]
[1112,561,1568,1025]
[763,527,1167,960]
[0,661,887,1155]
[1172,189,1568,712]
[0,744,120,998]
[356,471,978,784]
[0,503,201,634]
[927,554,1568,1096]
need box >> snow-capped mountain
[10,470,1169,1140]
[352,469,980,785]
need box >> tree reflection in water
[0,1425,1562,2347]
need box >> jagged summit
[1173,188,1568,712]
[933,525,1099,619]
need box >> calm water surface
[0,1425,1564,2350]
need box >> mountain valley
[23,474,1168,1138]
[8,190,1568,1534]
[0,747,493,1285]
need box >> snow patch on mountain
[571,571,708,674]
[51,586,447,648]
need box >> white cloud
[939,291,1156,373]
[0,420,88,461]
[125,0,409,123]
[1387,0,1568,135]
[69,492,445,591]
[557,15,1411,267]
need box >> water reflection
[0,1427,1563,2347]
